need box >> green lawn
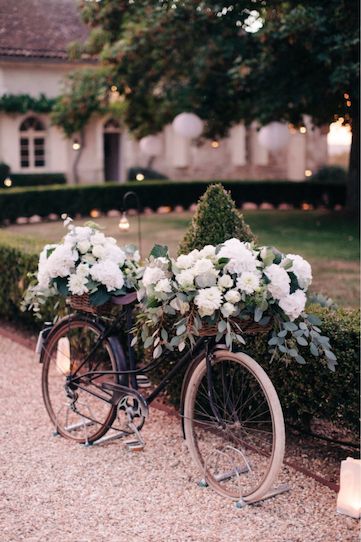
[0,210,359,307]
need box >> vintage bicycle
[38,291,286,505]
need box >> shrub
[127,167,168,181]
[178,183,255,254]
[0,180,346,222]
[3,173,66,189]
[310,165,347,184]
[0,162,10,184]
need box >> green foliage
[0,181,346,223]
[310,166,348,185]
[179,183,255,254]
[0,94,55,114]
[1,173,66,189]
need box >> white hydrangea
[73,226,92,241]
[154,278,172,294]
[176,253,195,269]
[103,244,126,266]
[68,273,88,296]
[237,272,260,295]
[225,289,241,304]
[221,302,236,318]
[142,266,166,287]
[285,254,312,290]
[218,274,233,290]
[170,297,190,315]
[176,270,195,291]
[279,290,307,321]
[37,244,57,289]
[265,264,290,300]
[194,287,222,317]
[90,261,124,292]
[91,232,106,245]
[45,244,76,279]
[218,238,260,275]
[77,240,91,254]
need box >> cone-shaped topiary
[178,183,256,254]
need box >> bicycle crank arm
[101,382,149,418]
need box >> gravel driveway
[0,335,358,542]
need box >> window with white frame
[19,116,46,168]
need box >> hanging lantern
[337,458,361,519]
[139,135,162,157]
[172,112,203,139]
[258,122,290,151]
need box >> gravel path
[0,335,358,542]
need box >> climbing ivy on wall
[0,94,56,114]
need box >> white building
[0,0,329,184]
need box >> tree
[59,1,359,210]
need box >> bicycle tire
[41,315,118,444]
[183,349,285,502]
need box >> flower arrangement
[23,218,141,316]
[135,240,337,371]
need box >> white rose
[221,302,236,318]
[198,245,216,259]
[142,266,166,287]
[154,278,172,294]
[76,263,90,277]
[225,289,241,304]
[170,297,190,315]
[279,290,307,321]
[285,254,313,290]
[237,272,260,295]
[91,232,106,245]
[176,254,195,269]
[73,226,92,241]
[218,238,260,275]
[77,240,91,254]
[195,287,222,317]
[218,274,233,290]
[265,264,290,300]
[92,244,106,259]
[192,258,215,276]
[176,270,195,291]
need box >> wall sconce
[118,191,142,255]
[72,139,81,151]
[3,177,12,187]
[337,458,361,519]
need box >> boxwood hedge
[0,180,346,222]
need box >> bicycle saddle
[111,291,138,306]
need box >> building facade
[0,0,329,185]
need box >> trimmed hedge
[0,180,346,222]
[4,173,66,189]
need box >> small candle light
[299,126,307,134]
[337,458,361,519]
[304,169,312,177]
[90,209,100,219]
[4,177,12,187]
[118,212,130,231]
[136,173,145,181]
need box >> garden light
[172,112,203,139]
[304,169,312,177]
[211,140,220,148]
[110,85,118,92]
[258,122,290,151]
[299,126,307,134]
[136,173,145,181]
[72,140,81,151]
[118,212,130,231]
[90,209,100,218]
[337,458,361,519]
[4,177,12,187]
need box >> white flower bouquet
[136,240,337,371]
[23,218,141,316]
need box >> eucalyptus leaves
[136,240,337,371]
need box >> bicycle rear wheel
[183,349,285,502]
[41,315,118,444]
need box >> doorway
[103,119,121,181]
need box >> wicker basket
[199,317,273,337]
[69,293,112,315]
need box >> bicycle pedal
[124,439,145,452]
[136,374,151,388]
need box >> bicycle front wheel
[41,315,118,444]
[183,349,285,502]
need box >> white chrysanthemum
[176,253,195,269]
[195,287,222,317]
[265,264,290,300]
[221,302,236,318]
[176,270,195,291]
[76,263,90,277]
[218,238,259,275]
[142,266,166,287]
[90,261,124,292]
[154,278,172,294]
[77,240,91,254]
[198,245,216,259]
[225,289,241,304]
[192,258,215,276]
[285,254,312,290]
[237,272,260,295]
[279,290,307,321]
[170,297,190,315]
[45,244,76,279]
[218,274,233,290]
[68,273,89,296]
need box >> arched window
[19,116,46,168]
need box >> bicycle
[38,291,285,504]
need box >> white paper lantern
[258,122,290,151]
[139,135,162,157]
[337,457,361,519]
[172,112,203,139]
